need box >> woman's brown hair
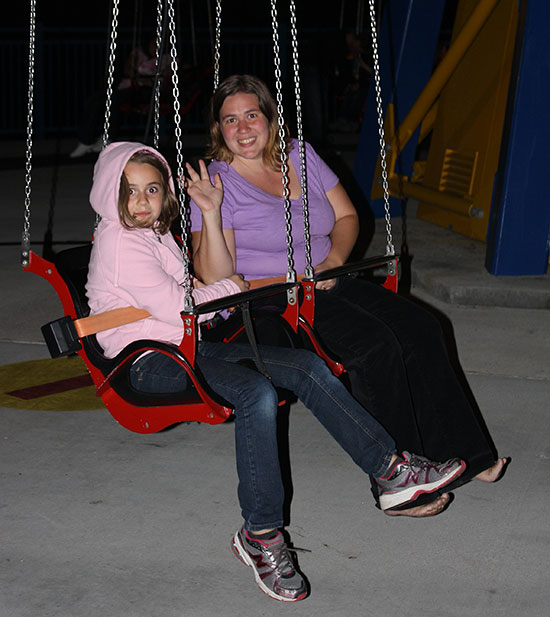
[206,74,292,170]
[118,150,179,235]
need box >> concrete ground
[1,137,549,617]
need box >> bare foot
[475,457,509,482]
[384,493,450,518]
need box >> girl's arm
[186,160,236,284]
[313,182,359,289]
[191,274,249,322]
[110,231,244,327]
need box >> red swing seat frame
[25,245,233,433]
[217,254,399,378]
[26,244,304,434]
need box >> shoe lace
[264,541,295,577]
[407,454,431,470]
[389,454,432,484]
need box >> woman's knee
[405,301,446,345]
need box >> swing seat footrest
[41,316,82,358]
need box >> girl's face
[219,92,270,162]
[124,161,164,227]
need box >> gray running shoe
[377,451,466,511]
[231,527,307,602]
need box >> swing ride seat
[200,254,399,381]
[29,244,233,433]
[119,65,210,125]
[119,81,173,117]
[28,244,300,434]
[29,247,398,435]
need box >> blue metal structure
[353,0,445,219]
[485,0,550,275]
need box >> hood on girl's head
[89,141,175,222]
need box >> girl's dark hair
[118,150,179,235]
[206,74,292,170]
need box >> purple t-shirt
[190,140,339,280]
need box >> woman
[189,74,506,517]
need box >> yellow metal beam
[418,100,439,144]
[388,177,473,218]
[371,0,502,202]
[390,0,502,153]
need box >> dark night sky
[12,1,346,30]
[12,1,459,32]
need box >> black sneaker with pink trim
[377,451,466,511]
[231,527,307,602]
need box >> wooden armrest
[74,307,151,338]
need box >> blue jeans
[130,342,395,532]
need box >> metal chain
[166,0,193,312]
[22,0,36,267]
[288,0,313,279]
[102,0,120,148]
[213,0,222,91]
[270,0,296,284]
[152,0,164,148]
[368,0,394,256]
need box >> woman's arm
[186,160,236,284]
[191,226,236,284]
[314,182,359,289]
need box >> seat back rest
[45,245,114,371]
[35,246,234,425]
[40,245,93,358]
[53,244,93,319]
[50,248,214,404]
[54,246,120,371]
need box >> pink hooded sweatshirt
[86,142,241,358]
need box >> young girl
[86,141,465,603]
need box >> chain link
[368,0,394,256]
[213,0,222,91]
[152,0,164,149]
[165,0,193,312]
[288,0,313,280]
[22,0,36,266]
[102,0,120,148]
[270,0,296,284]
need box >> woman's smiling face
[219,92,270,162]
